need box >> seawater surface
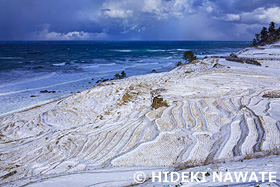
[0,41,250,115]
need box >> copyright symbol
[134,171,146,184]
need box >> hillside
[1,44,280,186]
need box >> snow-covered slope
[5,156,280,187]
[237,42,280,61]
[0,46,280,186]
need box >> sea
[0,41,251,116]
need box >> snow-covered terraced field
[237,41,280,61]
[0,45,280,186]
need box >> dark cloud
[0,0,279,41]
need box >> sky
[0,0,280,41]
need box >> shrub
[114,71,127,79]
[182,51,197,63]
[114,73,121,79]
[121,71,126,78]
[263,91,280,98]
[176,61,183,67]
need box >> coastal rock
[40,90,56,93]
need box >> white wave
[53,62,66,66]
[132,62,158,67]
[177,49,190,51]
[101,63,117,66]
[196,55,208,59]
[95,69,125,75]
[0,72,57,88]
[147,50,165,52]
[82,63,117,69]
[196,52,231,59]
[0,76,90,96]
[208,52,231,57]
[161,62,174,67]
[0,57,23,60]
[94,62,159,73]
[163,56,173,59]
[114,50,132,53]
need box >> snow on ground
[141,155,280,187]
[0,44,280,186]
[4,156,280,187]
[237,41,280,64]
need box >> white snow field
[0,43,280,186]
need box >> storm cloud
[0,0,279,40]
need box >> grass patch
[151,96,169,109]
[263,91,280,98]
